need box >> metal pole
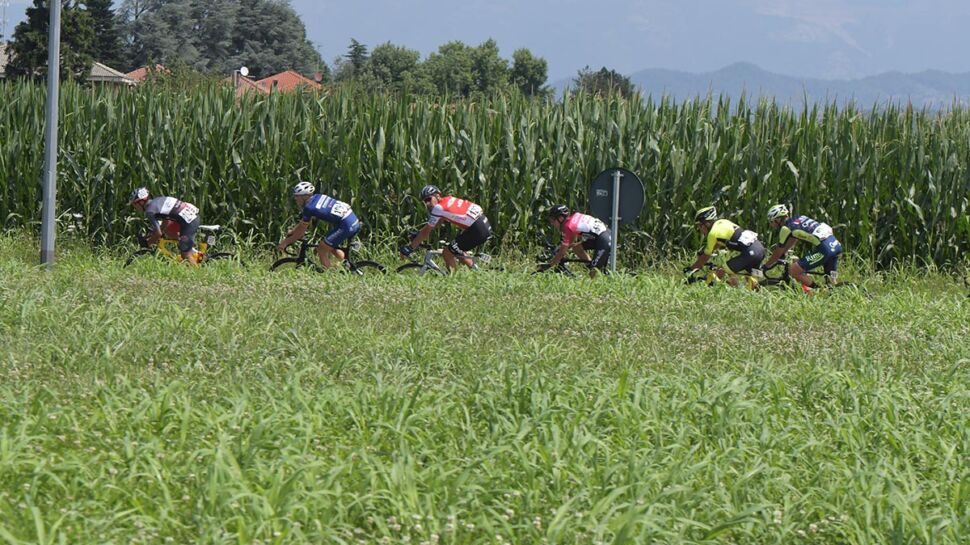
[609,169,622,273]
[40,0,62,267]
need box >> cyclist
[544,205,611,276]
[762,204,843,291]
[685,206,765,289]
[277,181,361,270]
[399,185,492,272]
[129,187,201,264]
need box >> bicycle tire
[124,249,154,268]
[395,263,445,276]
[204,252,239,265]
[270,257,320,273]
[347,260,387,276]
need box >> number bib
[178,204,199,224]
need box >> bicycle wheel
[204,252,240,265]
[347,260,387,276]
[395,263,445,276]
[124,249,154,268]
[271,257,320,273]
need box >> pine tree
[6,0,96,80]
[82,0,122,68]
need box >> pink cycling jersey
[427,196,484,229]
[561,212,607,245]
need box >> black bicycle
[533,236,592,277]
[271,237,386,275]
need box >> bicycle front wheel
[347,260,387,276]
[271,257,319,273]
[204,252,240,265]
[124,249,154,268]
[395,263,445,276]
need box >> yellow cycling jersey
[704,219,759,256]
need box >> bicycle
[124,224,236,267]
[396,230,493,276]
[533,236,592,277]
[271,237,386,276]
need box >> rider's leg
[316,241,337,269]
[178,222,200,265]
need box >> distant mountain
[553,62,970,108]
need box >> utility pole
[40,0,62,267]
[0,0,10,41]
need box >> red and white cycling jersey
[427,196,483,229]
[561,212,607,245]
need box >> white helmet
[292,181,315,196]
[767,204,789,222]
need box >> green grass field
[1,236,968,544]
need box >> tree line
[4,1,635,98]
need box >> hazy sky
[5,0,970,81]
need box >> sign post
[40,0,62,267]
[588,168,645,273]
[610,170,621,273]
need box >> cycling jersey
[779,215,836,248]
[561,212,609,245]
[301,194,355,225]
[704,219,759,256]
[427,196,484,229]
[144,197,199,232]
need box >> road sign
[588,168,645,272]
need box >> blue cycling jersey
[301,194,354,225]
[779,215,836,248]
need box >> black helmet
[694,206,717,223]
[548,204,570,219]
[420,185,441,200]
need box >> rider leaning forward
[762,204,843,292]
[545,205,612,277]
[129,187,202,264]
[399,185,492,272]
[686,206,765,289]
[277,181,362,270]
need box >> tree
[574,66,636,98]
[511,48,549,97]
[226,0,322,79]
[83,0,123,68]
[6,0,96,80]
[191,0,238,72]
[424,41,474,96]
[365,41,430,92]
[470,39,509,95]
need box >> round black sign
[588,168,645,225]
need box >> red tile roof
[234,74,270,96]
[255,70,321,92]
[125,64,169,82]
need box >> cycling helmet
[420,185,441,200]
[292,181,315,196]
[548,204,570,219]
[129,187,150,203]
[767,204,790,222]
[694,206,717,223]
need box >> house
[89,62,136,86]
[125,64,168,83]
[0,44,9,79]
[232,73,270,97]
[255,70,321,93]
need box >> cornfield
[1,81,967,267]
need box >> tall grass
[1,82,968,267]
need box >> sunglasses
[423,197,434,203]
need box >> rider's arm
[763,238,797,269]
[408,222,436,251]
[688,251,711,272]
[144,212,162,245]
[278,220,310,250]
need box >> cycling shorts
[323,214,362,248]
